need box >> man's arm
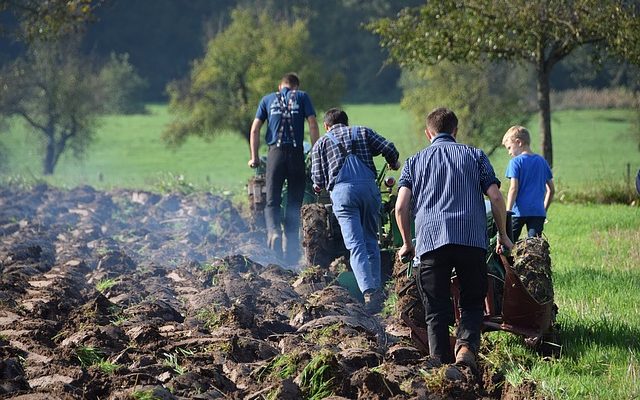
[395,186,415,260]
[310,141,326,189]
[366,129,400,168]
[248,118,263,168]
[307,115,319,146]
[486,183,514,252]
[506,177,518,211]
[544,179,555,211]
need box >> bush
[557,180,639,205]
[97,53,147,114]
[551,87,637,110]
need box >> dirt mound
[301,203,346,267]
[511,237,554,303]
[0,185,529,398]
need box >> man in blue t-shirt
[502,125,555,239]
[248,73,319,263]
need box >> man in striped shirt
[395,107,513,368]
[311,108,400,313]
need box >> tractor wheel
[301,203,341,267]
[247,175,266,231]
[392,255,429,353]
[393,256,425,325]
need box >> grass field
[1,105,638,196]
[1,104,640,398]
[496,203,640,398]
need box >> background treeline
[2,0,636,104]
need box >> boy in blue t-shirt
[502,126,555,239]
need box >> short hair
[502,125,531,146]
[324,108,349,127]
[281,73,300,88]
[426,107,458,134]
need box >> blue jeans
[330,181,381,293]
[417,244,487,363]
[512,216,545,239]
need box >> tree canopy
[163,7,343,147]
[400,61,531,156]
[0,0,103,41]
[369,0,640,166]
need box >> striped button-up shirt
[311,124,399,191]
[399,134,500,257]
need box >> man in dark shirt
[311,108,399,313]
[248,73,319,264]
[396,107,513,368]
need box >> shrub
[96,53,147,115]
[551,87,637,110]
[557,180,639,205]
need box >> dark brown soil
[511,237,554,304]
[0,185,530,399]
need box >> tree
[0,0,103,41]
[400,60,531,156]
[0,39,143,174]
[369,0,640,167]
[163,7,343,146]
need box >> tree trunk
[536,67,553,168]
[241,121,252,143]
[43,134,56,175]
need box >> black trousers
[265,144,305,260]
[512,216,545,239]
[417,244,487,363]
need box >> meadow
[1,105,638,196]
[1,104,640,398]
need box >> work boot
[363,288,385,314]
[267,232,282,257]
[454,346,477,371]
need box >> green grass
[487,109,639,193]
[492,203,640,399]
[1,105,637,196]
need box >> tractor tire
[247,175,266,232]
[392,255,429,354]
[393,256,425,325]
[301,203,344,267]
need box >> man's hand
[248,158,260,168]
[496,234,514,254]
[398,242,415,263]
[389,160,401,171]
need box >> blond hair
[502,125,531,146]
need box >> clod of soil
[511,237,554,303]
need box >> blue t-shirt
[505,153,553,217]
[255,88,316,146]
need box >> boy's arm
[506,177,519,211]
[544,179,555,211]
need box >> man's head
[425,108,458,138]
[502,125,530,157]
[280,72,300,90]
[323,108,349,129]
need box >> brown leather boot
[454,346,477,370]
